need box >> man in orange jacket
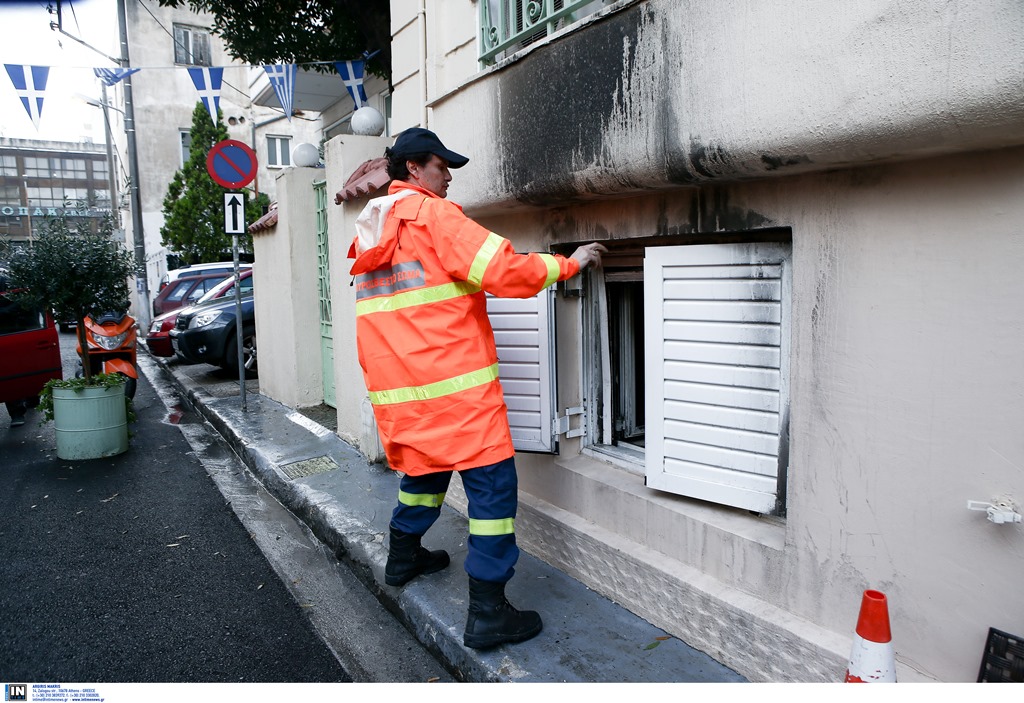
[350,127,606,649]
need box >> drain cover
[280,455,339,480]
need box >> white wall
[251,167,324,408]
[324,134,392,452]
[481,147,1024,682]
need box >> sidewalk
[141,352,747,683]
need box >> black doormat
[978,627,1024,682]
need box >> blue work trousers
[390,456,519,584]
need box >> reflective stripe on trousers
[390,456,519,583]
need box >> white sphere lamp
[351,106,385,136]
[292,142,321,167]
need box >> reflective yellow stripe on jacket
[367,363,500,406]
[355,280,479,317]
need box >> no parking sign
[206,139,258,189]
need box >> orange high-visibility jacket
[348,181,580,476]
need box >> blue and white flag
[187,66,224,125]
[5,64,49,129]
[263,63,296,121]
[334,60,367,110]
[93,67,140,87]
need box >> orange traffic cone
[844,589,897,682]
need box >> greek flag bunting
[4,64,49,129]
[334,60,367,110]
[187,66,224,125]
[94,67,141,87]
[263,63,296,121]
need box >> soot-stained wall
[494,5,655,204]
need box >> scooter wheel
[121,374,137,400]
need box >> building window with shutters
[173,24,212,66]
[580,236,792,517]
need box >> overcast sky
[0,0,118,143]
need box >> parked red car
[151,272,232,317]
[145,270,253,357]
[0,280,62,427]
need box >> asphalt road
[0,330,452,683]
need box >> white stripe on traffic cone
[844,589,897,682]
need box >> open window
[580,237,791,516]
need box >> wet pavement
[140,350,748,683]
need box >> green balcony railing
[479,0,605,65]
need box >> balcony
[479,0,610,65]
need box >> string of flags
[3,59,370,129]
[5,64,49,129]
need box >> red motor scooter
[76,310,138,399]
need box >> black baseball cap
[388,127,469,168]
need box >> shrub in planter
[6,209,138,457]
[7,208,136,385]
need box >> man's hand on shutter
[570,242,608,271]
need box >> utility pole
[116,0,150,332]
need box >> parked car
[170,295,257,377]
[145,270,253,357]
[158,262,251,292]
[152,272,234,317]
[0,279,62,426]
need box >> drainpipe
[419,0,428,127]
[117,0,150,333]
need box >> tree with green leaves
[7,211,135,385]
[157,0,390,80]
[161,103,268,265]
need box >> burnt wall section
[452,0,1024,211]
[494,3,664,204]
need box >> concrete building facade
[250,0,1024,682]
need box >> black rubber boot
[463,576,543,649]
[384,528,450,587]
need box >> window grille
[479,0,608,65]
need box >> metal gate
[314,179,336,408]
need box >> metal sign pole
[210,141,258,412]
[233,231,245,410]
[224,192,246,410]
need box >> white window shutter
[644,243,791,513]
[486,290,556,453]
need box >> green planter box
[52,383,129,460]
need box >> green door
[314,180,336,408]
